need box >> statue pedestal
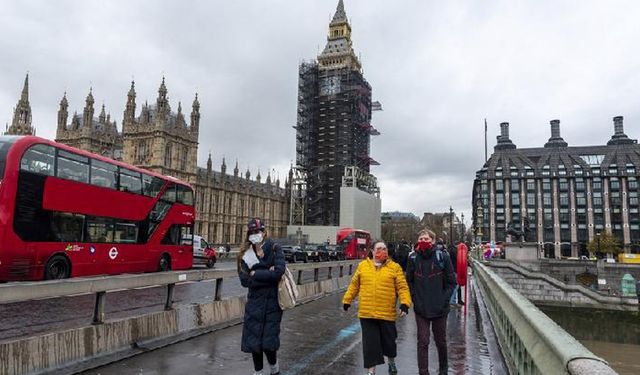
[505,242,538,262]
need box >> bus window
[162,225,193,245]
[114,221,138,243]
[119,168,142,194]
[21,144,55,176]
[90,159,117,189]
[142,174,164,197]
[85,216,114,243]
[176,185,194,206]
[51,212,84,242]
[56,150,89,183]
[162,183,177,202]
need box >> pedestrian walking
[238,218,285,375]
[449,243,459,305]
[406,229,456,375]
[396,240,411,271]
[342,241,412,375]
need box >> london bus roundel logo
[108,247,118,260]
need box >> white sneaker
[270,362,280,374]
[253,370,264,375]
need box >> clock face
[320,76,341,96]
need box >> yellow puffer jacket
[342,258,412,321]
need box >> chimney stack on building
[500,122,509,139]
[544,119,568,148]
[495,122,517,150]
[614,116,624,135]
[550,119,560,138]
[607,115,637,145]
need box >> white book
[242,248,260,270]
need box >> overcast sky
[2,0,640,225]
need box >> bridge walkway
[81,277,507,375]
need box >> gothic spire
[234,160,239,177]
[5,73,33,135]
[156,77,170,118]
[331,0,347,25]
[221,157,227,175]
[318,0,360,71]
[83,88,95,128]
[206,152,212,171]
[21,73,29,102]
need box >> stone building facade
[51,78,289,245]
[473,118,640,258]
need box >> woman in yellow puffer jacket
[342,241,412,375]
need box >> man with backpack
[406,229,456,375]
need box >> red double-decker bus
[336,228,371,259]
[0,136,195,281]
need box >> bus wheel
[206,258,216,268]
[159,254,171,272]
[44,255,71,280]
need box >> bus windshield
[0,137,19,179]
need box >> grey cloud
[2,0,640,218]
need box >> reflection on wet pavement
[82,276,507,374]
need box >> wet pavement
[82,276,507,375]
[0,260,331,342]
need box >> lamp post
[449,206,454,246]
[596,232,601,259]
[461,213,465,242]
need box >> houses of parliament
[4,74,290,246]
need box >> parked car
[192,235,217,268]
[314,245,331,262]
[281,245,308,263]
[328,245,345,261]
[303,245,322,262]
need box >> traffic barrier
[472,259,617,375]
[0,260,360,375]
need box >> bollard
[92,291,106,324]
[328,266,333,279]
[214,278,224,301]
[314,268,319,282]
[297,270,303,285]
[165,283,175,310]
[339,265,344,278]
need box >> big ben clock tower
[293,0,379,227]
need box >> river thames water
[540,305,640,375]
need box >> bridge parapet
[0,260,360,375]
[472,259,618,375]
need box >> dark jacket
[396,244,411,271]
[406,244,456,319]
[238,239,286,353]
[449,245,458,274]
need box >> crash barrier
[0,260,360,375]
[487,259,638,311]
[472,259,617,375]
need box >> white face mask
[249,232,263,245]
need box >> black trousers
[360,318,397,368]
[252,350,277,371]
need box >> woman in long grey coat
[238,217,285,375]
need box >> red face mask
[416,241,433,252]
[374,249,389,263]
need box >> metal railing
[0,260,359,325]
[472,259,617,374]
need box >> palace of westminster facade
[4,74,290,245]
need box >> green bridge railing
[472,259,618,374]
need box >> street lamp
[596,232,601,259]
[461,213,465,242]
[449,206,454,246]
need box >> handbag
[278,266,299,310]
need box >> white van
[193,235,217,268]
